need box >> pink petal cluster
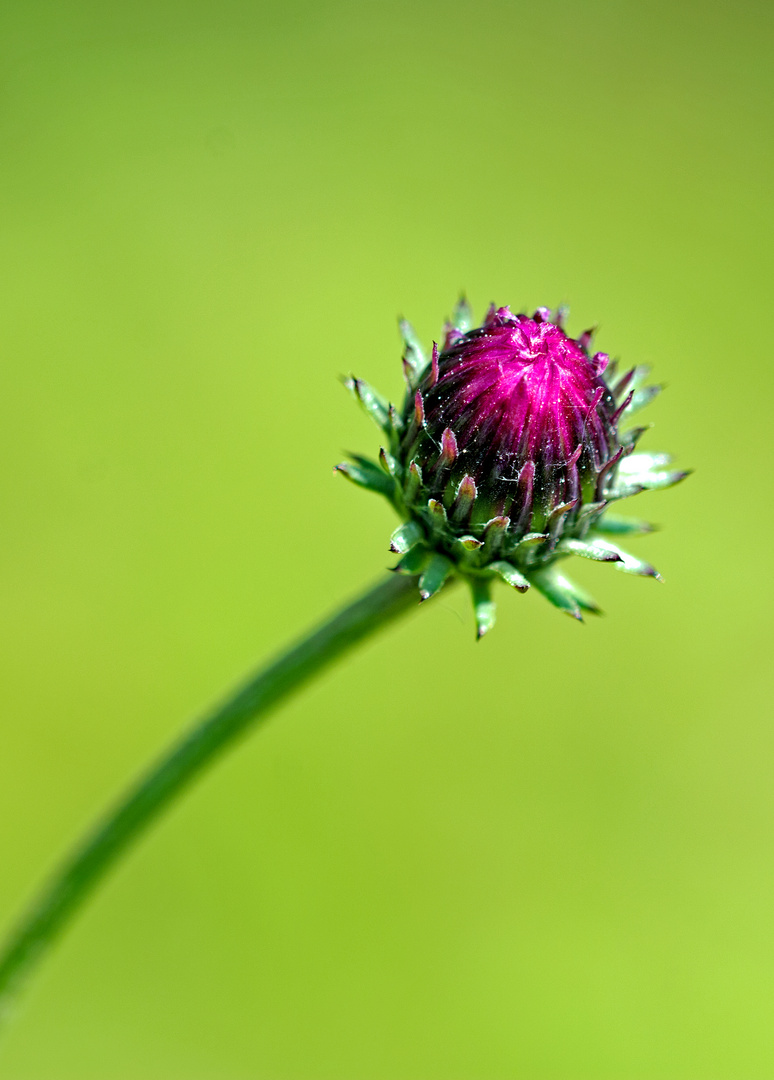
[410,306,619,519]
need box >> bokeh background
[0,0,772,1076]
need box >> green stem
[0,571,424,1024]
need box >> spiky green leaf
[404,460,422,503]
[389,520,424,555]
[393,545,429,575]
[594,514,654,535]
[585,536,661,579]
[427,498,448,528]
[490,561,530,592]
[516,531,550,547]
[530,568,587,620]
[344,376,392,434]
[556,538,622,563]
[388,403,404,434]
[620,425,650,450]
[379,447,399,476]
[451,295,473,333]
[482,516,510,557]
[419,553,454,600]
[335,457,395,498]
[455,534,484,552]
[399,318,426,382]
[471,578,497,639]
[624,384,662,417]
[619,452,673,474]
[608,470,690,500]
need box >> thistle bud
[339,300,689,635]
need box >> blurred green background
[0,0,771,1075]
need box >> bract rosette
[338,299,688,636]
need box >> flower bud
[338,300,688,635]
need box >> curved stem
[0,571,424,1024]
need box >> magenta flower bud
[338,300,689,635]
[402,306,617,531]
